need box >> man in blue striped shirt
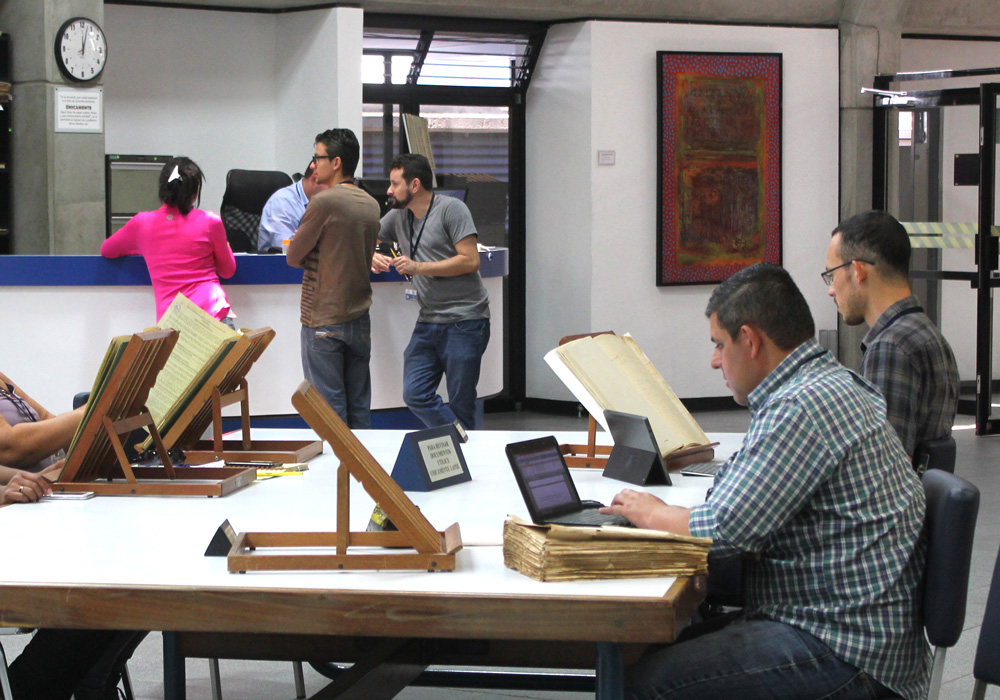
[604,263,929,700]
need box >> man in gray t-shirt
[372,153,490,431]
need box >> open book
[544,333,709,459]
[140,294,240,450]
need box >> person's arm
[99,214,144,258]
[391,234,480,278]
[208,215,237,279]
[0,374,84,468]
[601,489,692,534]
[286,200,324,268]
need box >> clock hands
[80,27,87,56]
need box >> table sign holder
[161,327,323,465]
[53,330,257,497]
[390,424,471,492]
[227,381,463,573]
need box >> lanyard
[406,192,435,261]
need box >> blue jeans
[626,618,900,700]
[301,312,372,429]
[402,318,490,430]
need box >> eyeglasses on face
[311,154,335,163]
[821,259,874,286]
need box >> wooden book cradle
[160,327,322,465]
[53,330,256,497]
[554,331,716,471]
[227,381,463,573]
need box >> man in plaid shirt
[604,264,928,700]
[826,209,959,459]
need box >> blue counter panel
[0,249,507,287]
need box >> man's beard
[389,191,412,209]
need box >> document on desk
[545,333,709,459]
[142,294,239,447]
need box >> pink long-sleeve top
[101,205,237,322]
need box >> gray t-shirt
[380,194,490,324]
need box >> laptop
[505,436,631,527]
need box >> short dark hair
[158,157,204,215]
[315,128,360,177]
[705,263,815,351]
[833,210,910,282]
[390,153,434,192]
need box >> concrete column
[836,0,909,367]
[0,0,105,254]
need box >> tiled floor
[3,409,998,700]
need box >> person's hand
[390,255,422,277]
[601,489,675,531]
[1,471,52,504]
[371,252,392,274]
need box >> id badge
[404,288,418,301]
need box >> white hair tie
[167,165,181,183]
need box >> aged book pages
[502,516,710,582]
[142,294,239,448]
[64,335,131,459]
[545,334,709,458]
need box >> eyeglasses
[821,259,874,286]
[311,154,335,164]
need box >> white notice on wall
[418,435,463,483]
[55,87,103,133]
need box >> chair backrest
[914,435,957,475]
[922,469,979,648]
[974,542,1000,687]
[220,169,292,252]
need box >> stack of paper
[502,516,711,582]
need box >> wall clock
[54,17,107,82]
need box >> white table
[0,429,742,700]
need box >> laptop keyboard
[551,508,631,528]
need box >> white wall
[103,5,363,213]
[900,38,1000,380]
[527,21,840,401]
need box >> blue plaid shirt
[861,295,959,456]
[690,339,929,700]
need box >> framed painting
[657,51,782,286]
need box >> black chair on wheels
[922,468,980,700]
[972,540,1000,700]
[914,435,957,475]
[220,169,292,252]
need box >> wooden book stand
[159,327,322,465]
[53,330,256,498]
[227,381,463,573]
[557,331,615,469]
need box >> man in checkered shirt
[825,209,959,461]
[604,263,928,700]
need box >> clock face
[55,17,107,82]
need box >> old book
[544,334,709,460]
[140,294,240,450]
[502,516,711,582]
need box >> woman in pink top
[101,157,237,324]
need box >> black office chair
[220,169,292,252]
[914,435,957,475]
[972,541,1000,700]
[922,469,980,700]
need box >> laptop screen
[506,437,582,520]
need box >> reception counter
[0,250,507,418]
